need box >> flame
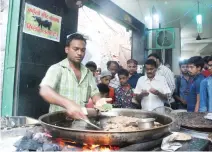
[54,138,120,151]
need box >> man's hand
[149,88,160,95]
[94,98,112,111]
[140,90,149,97]
[65,102,87,119]
[181,99,187,105]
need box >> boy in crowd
[114,69,138,109]
[85,61,97,76]
[86,83,109,108]
[202,56,211,77]
[199,56,212,112]
[135,59,171,111]
[173,60,189,109]
[127,59,143,88]
[107,61,120,89]
[100,70,115,103]
[187,56,205,112]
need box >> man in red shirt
[202,56,211,77]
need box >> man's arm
[40,85,72,109]
[195,94,200,112]
[199,80,208,112]
[157,92,168,100]
[39,65,86,119]
[173,95,187,105]
[195,77,205,112]
[149,88,168,101]
[39,85,86,119]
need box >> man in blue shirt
[173,60,190,109]
[187,56,205,112]
[199,56,212,112]
[127,59,143,89]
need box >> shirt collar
[59,58,87,71]
[158,64,162,70]
[192,73,203,81]
[59,58,89,83]
[144,74,159,81]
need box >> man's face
[208,61,212,74]
[145,64,156,79]
[65,39,86,64]
[127,63,137,75]
[180,64,188,75]
[119,75,129,86]
[204,63,208,70]
[101,76,112,86]
[188,64,201,76]
[108,63,118,77]
[97,68,101,75]
[148,56,159,66]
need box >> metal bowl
[138,118,155,129]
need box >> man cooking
[39,33,111,119]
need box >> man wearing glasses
[39,33,111,119]
[199,56,212,112]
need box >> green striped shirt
[40,58,99,112]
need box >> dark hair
[207,56,212,63]
[203,56,210,63]
[66,33,87,47]
[85,61,97,70]
[117,69,129,77]
[145,59,157,68]
[127,59,138,65]
[148,53,162,62]
[107,61,119,69]
[187,56,204,70]
[97,83,109,94]
[179,59,188,67]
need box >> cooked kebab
[103,116,162,132]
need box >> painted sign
[23,3,62,42]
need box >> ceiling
[111,0,212,57]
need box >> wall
[78,6,132,69]
[172,28,181,75]
[0,0,9,115]
[13,0,78,118]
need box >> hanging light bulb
[196,14,202,24]
[196,1,202,33]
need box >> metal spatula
[80,118,102,130]
[81,107,102,130]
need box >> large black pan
[39,108,173,146]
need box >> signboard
[23,3,62,42]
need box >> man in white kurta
[134,59,171,111]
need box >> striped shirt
[40,58,99,113]
[157,64,175,95]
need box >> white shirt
[134,75,171,111]
[157,64,175,95]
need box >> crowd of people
[40,33,212,119]
[85,53,212,113]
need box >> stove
[1,125,211,151]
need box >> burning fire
[55,138,120,151]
